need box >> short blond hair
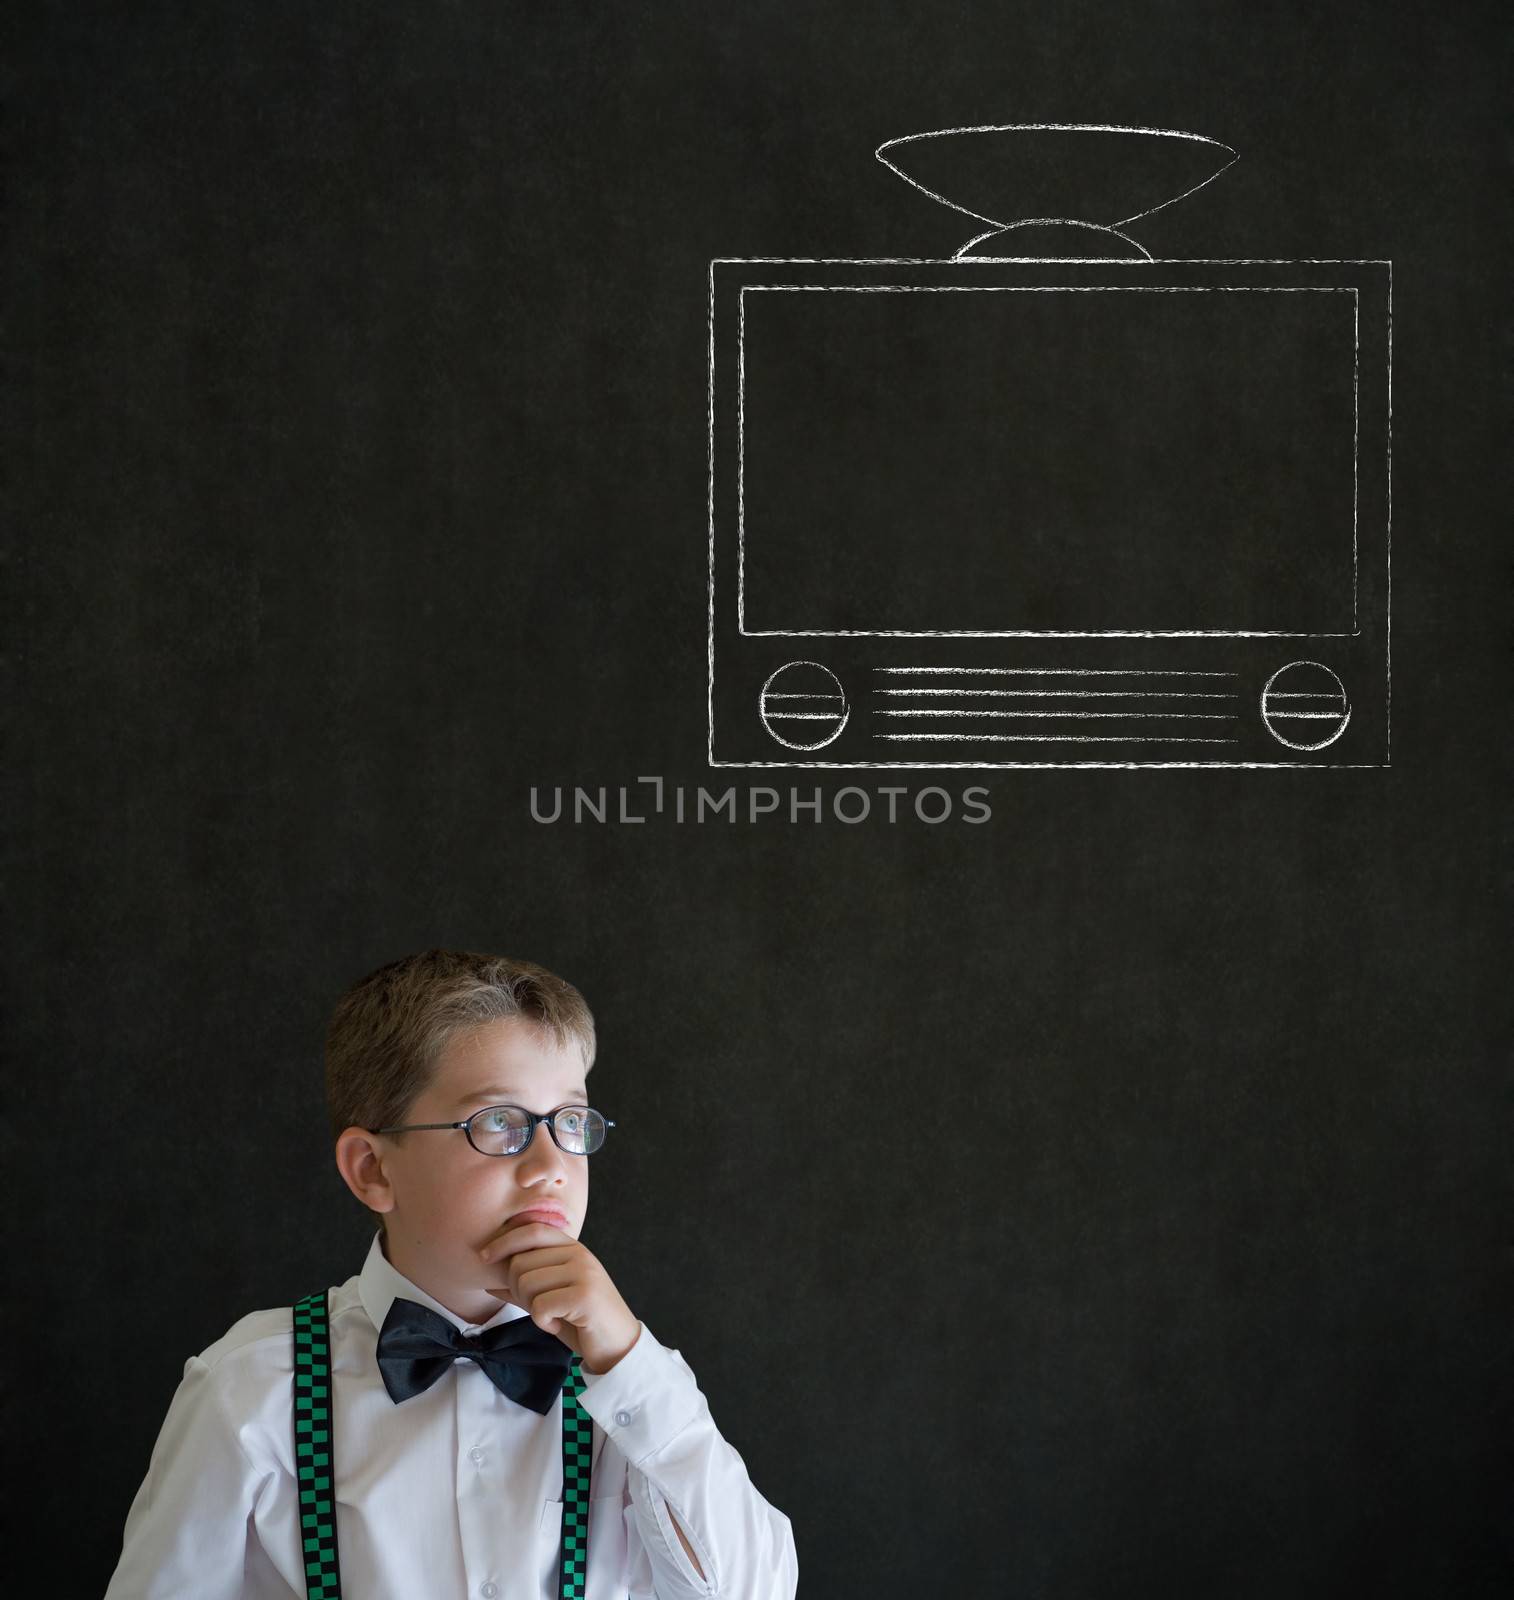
[325,949,597,1222]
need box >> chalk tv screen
[738,286,1358,635]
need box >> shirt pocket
[538,1493,630,1600]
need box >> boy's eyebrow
[451,1087,590,1111]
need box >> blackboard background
[8,3,1510,1595]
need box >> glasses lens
[553,1106,606,1155]
[468,1105,531,1155]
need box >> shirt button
[481,1584,498,1599]
[614,1408,635,1427]
[469,1447,485,1465]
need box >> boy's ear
[334,1127,396,1216]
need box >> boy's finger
[480,1222,573,1262]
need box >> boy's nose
[518,1118,567,1168]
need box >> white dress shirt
[104,1234,797,1600]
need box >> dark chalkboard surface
[8,4,1510,1596]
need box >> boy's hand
[479,1220,642,1375]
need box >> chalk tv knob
[758,661,849,751]
[1260,660,1351,751]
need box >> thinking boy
[104,948,798,1599]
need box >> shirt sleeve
[104,1353,275,1600]
[574,1323,798,1600]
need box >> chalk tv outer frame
[706,256,1391,769]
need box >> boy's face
[375,1015,591,1321]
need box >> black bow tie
[375,1297,573,1411]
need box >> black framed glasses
[374,1103,614,1158]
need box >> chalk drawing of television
[706,125,1391,768]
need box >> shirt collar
[357,1231,531,1338]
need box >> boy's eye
[481,1107,516,1133]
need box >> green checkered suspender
[292,1292,341,1599]
[558,1356,593,1600]
[291,1291,594,1600]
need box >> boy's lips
[509,1205,568,1227]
